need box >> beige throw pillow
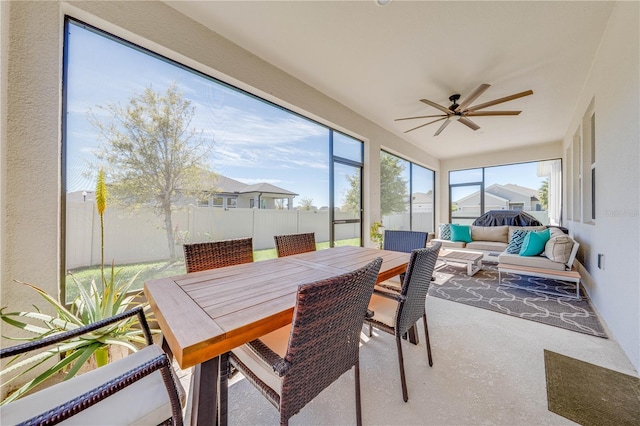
[544,236,574,263]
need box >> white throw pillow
[544,236,574,263]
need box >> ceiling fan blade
[404,116,448,133]
[395,114,448,121]
[456,83,491,112]
[465,110,522,116]
[420,98,452,114]
[433,117,454,136]
[458,116,480,131]
[466,89,533,112]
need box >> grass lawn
[65,238,360,303]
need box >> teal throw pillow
[506,229,530,254]
[450,224,472,243]
[519,229,551,256]
[439,223,452,240]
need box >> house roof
[454,190,509,205]
[214,175,297,197]
[240,182,297,196]
[486,183,540,201]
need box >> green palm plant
[0,169,155,405]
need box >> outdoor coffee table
[437,249,483,276]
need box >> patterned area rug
[429,263,607,338]
[545,350,640,425]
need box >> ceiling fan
[395,84,533,136]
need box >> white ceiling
[165,1,614,159]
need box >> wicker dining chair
[0,307,185,426]
[273,232,317,257]
[383,230,429,253]
[183,237,253,273]
[377,230,429,293]
[182,237,254,414]
[228,257,382,426]
[364,242,441,402]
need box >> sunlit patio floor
[173,295,635,425]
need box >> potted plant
[0,170,156,405]
[370,221,385,249]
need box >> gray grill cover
[472,210,543,227]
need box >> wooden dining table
[144,245,410,425]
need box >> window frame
[60,16,366,302]
[380,150,436,233]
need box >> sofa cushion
[506,229,529,254]
[231,324,290,395]
[466,241,508,252]
[470,225,509,243]
[497,252,567,271]
[438,223,452,240]
[519,229,551,256]
[545,235,574,264]
[508,225,547,241]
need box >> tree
[539,178,549,210]
[379,152,408,216]
[92,84,211,261]
[343,152,408,216]
[298,197,314,211]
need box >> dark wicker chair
[0,307,184,425]
[273,232,317,257]
[183,237,253,273]
[364,242,441,402]
[383,230,429,253]
[228,257,383,426]
[377,230,429,292]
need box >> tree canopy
[92,83,212,260]
[380,152,408,216]
[342,152,408,217]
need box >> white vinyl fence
[66,202,359,269]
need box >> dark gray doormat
[429,263,607,338]
[544,350,640,425]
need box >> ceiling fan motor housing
[449,94,461,111]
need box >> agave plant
[0,169,156,405]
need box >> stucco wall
[562,1,640,370]
[2,1,62,322]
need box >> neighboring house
[411,191,434,213]
[195,174,298,209]
[454,183,541,216]
[67,174,298,210]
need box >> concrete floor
[175,296,636,425]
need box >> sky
[65,21,551,208]
[66,21,333,207]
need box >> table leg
[218,353,229,426]
[191,357,219,426]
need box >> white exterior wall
[562,2,640,371]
